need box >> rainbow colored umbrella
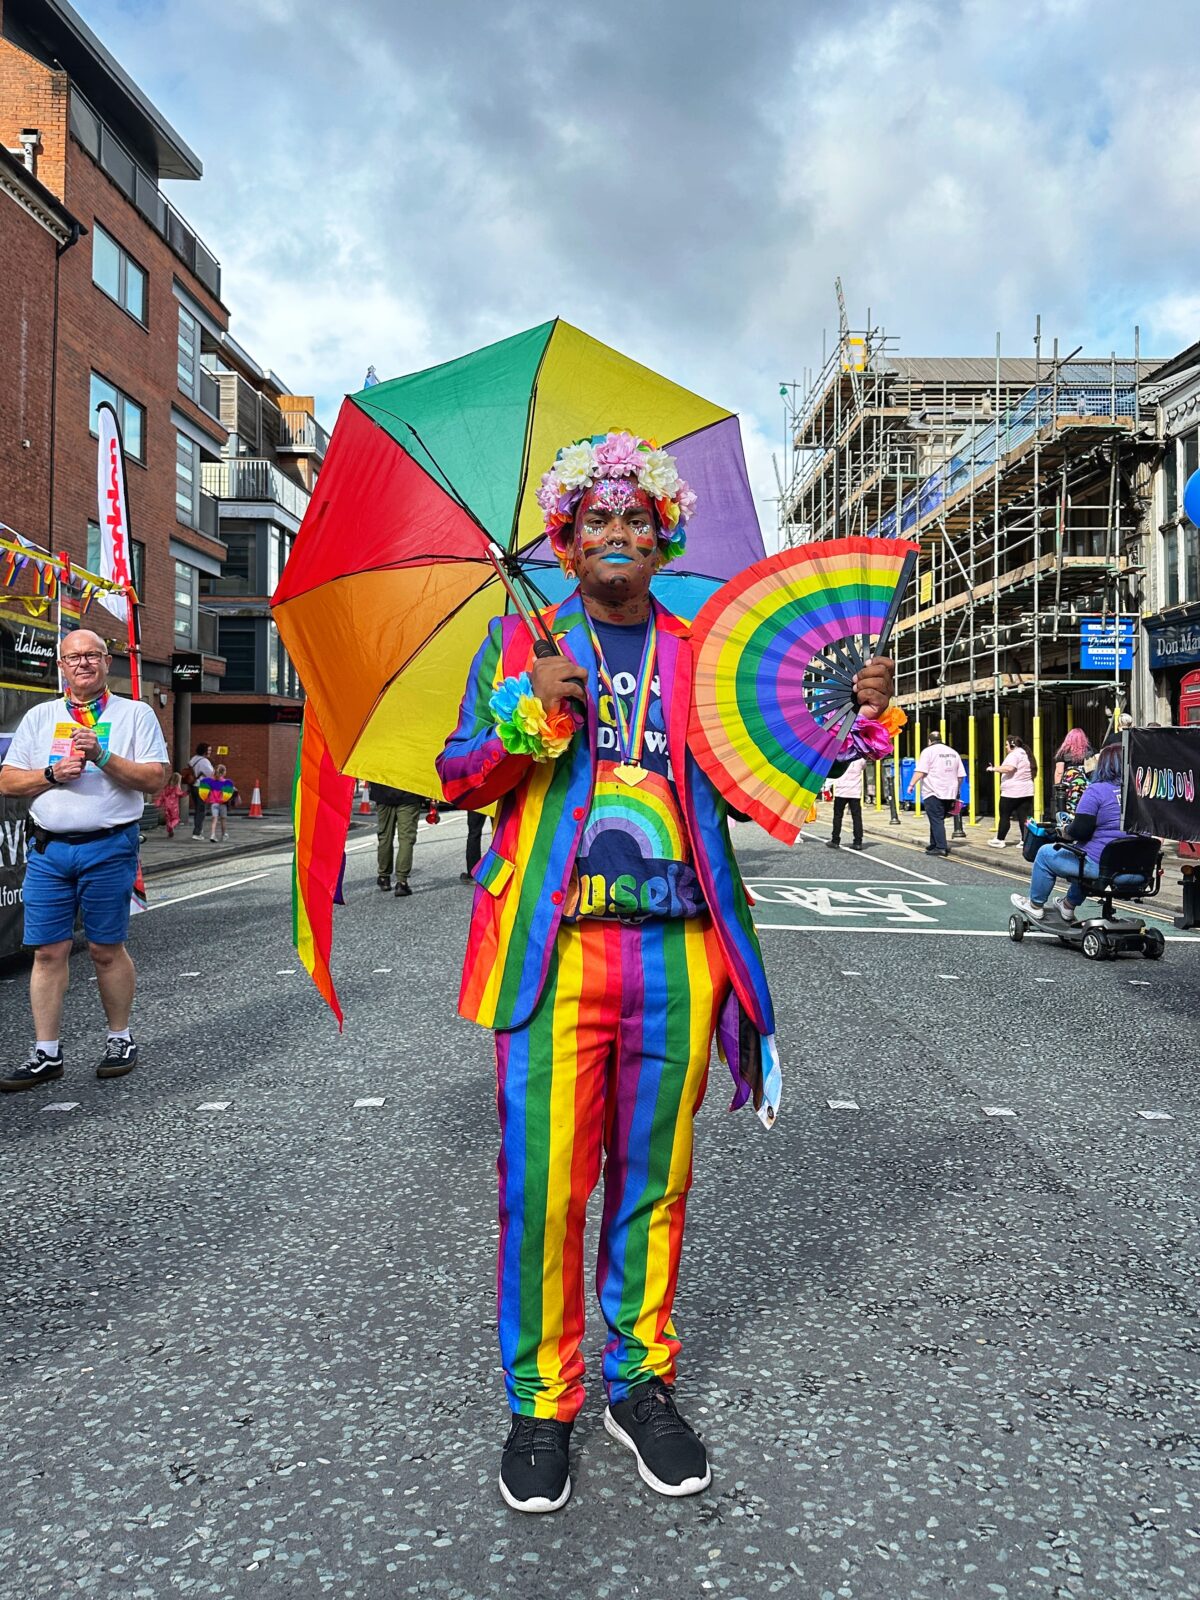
[272,319,766,798]
[689,537,918,844]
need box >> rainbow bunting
[31,561,56,599]
[291,708,355,1025]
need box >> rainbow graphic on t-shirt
[581,768,687,863]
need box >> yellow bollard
[1032,711,1043,820]
[914,718,922,814]
[968,715,977,827]
[874,759,882,811]
[992,711,1002,824]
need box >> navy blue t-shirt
[563,617,705,920]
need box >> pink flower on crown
[592,431,644,478]
[677,482,698,522]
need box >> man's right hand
[52,756,86,783]
[530,656,588,711]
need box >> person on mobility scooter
[1008,742,1166,960]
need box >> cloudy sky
[90,0,1198,531]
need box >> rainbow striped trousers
[495,915,729,1420]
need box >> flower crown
[535,431,697,571]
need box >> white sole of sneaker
[497,1470,571,1514]
[602,1408,712,1497]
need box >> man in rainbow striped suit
[438,432,892,1514]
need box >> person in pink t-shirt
[988,736,1035,847]
[911,738,966,857]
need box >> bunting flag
[291,708,356,1025]
[31,560,57,600]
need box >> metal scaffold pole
[992,333,1002,827]
[1032,316,1043,820]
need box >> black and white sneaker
[604,1378,711,1497]
[97,1036,139,1079]
[1,1048,65,1093]
[498,1414,573,1513]
[376,874,391,891]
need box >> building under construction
[779,320,1162,818]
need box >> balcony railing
[198,490,219,540]
[69,89,221,300]
[197,607,220,656]
[278,409,330,458]
[199,369,221,421]
[201,459,311,522]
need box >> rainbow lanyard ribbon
[585,616,657,784]
[66,690,110,728]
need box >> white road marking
[197,1101,230,1112]
[276,969,296,976]
[1129,980,1151,986]
[937,973,961,980]
[179,971,201,978]
[827,1098,860,1110]
[840,970,863,976]
[755,923,1200,940]
[42,1102,79,1113]
[354,1097,385,1108]
[146,871,273,912]
[372,968,392,974]
[1137,1110,1173,1121]
[982,1106,1016,1118]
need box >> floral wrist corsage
[489,673,575,762]
[841,703,908,761]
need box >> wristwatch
[43,764,59,785]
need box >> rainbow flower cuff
[489,673,575,762]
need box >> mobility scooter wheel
[1008,913,1025,943]
[1081,929,1106,961]
[1142,929,1166,960]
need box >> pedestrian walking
[0,629,168,1091]
[155,771,186,838]
[437,430,893,1514]
[461,808,489,884]
[1052,729,1093,818]
[911,734,965,857]
[208,763,239,844]
[826,756,866,850]
[369,781,426,897]
[987,736,1036,847]
[183,741,214,839]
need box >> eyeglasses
[59,651,107,666]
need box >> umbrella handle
[532,639,558,659]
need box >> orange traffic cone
[357,783,372,815]
[248,780,263,819]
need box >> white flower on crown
[637,448,680,502]
[551,441,595,491]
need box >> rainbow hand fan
[197,777,235,804]
[689,536,918,844]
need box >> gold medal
[612,762,647,787]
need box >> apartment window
[92,225,147,324]
[1164,528,1181,608]
[1185,431,1200,491]
[177,306,198,400]
[89,372,145,463]
[1164,439,1179,523]
[202,527,254,595]
[86,521,145,599]
[176,432,198,526]
[218,620,257,691]
[174,560,198,646]
[1186,523,1200,604]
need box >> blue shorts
[22,822,140,947]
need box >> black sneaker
[826,839,841,850]
[498,1414,573,1513]
[376,874,391,891]
[1,1048,65,1093]
[604,1378,711,1497]
[97,1036,138,1079]
[394,880,412,898]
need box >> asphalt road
[2,815,1199,1599]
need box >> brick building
[0,0,322,803]
[0,137,80,735]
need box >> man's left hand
[71,728,104,763]
[852,656,894,719]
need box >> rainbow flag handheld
[292,708,355,1025]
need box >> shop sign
[171,651,204,691]
[1080,616,1135,670]
[0,618,57,685]
[1147,618,1200,670]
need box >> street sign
[170,651,203,690]
[1080,616,1134,671]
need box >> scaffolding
[779,311,1162,822]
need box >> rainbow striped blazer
[437,589,780,1120]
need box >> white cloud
[89,0,1200,544]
